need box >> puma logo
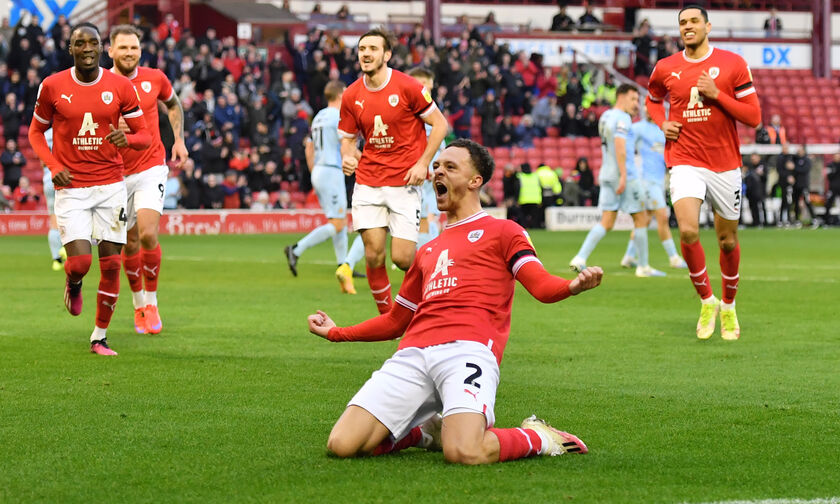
[143,265,159,276]
[671,71,682,80]
[61,94,73,103]
[463,388,479,401]
[101,300,116,311]
[126,268,141,277]
[354,100,364,109]
[374,299,389,305]
[726,284,738,290]
[693,280,707,287]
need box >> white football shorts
[125,164,169,229]
[348,340,500,441]
[351,184,421,242]
[54,181,128,245]
[670,165,742,221]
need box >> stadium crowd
[0,7,836,227]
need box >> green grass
[1,228,839,503]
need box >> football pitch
[1,228,838,503]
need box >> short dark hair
[616,83,639,97]
[679,4,709,22]
[359,28,393,52]
[447,138,494,186]
[71,22,100,37]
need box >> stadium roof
[203,0,301,24]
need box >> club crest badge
[388,94,399,107]
[708,67,720,79]
[101,91,113,104]
[467,230,484,243]
[141,81,152,93]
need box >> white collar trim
[682,45,714,63]
[363,67,392,92]
[445,211,489,229]
[71,66,103,86]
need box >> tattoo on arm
[164,96,184,140]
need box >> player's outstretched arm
[308,304,414,342]
[517,260,603,303]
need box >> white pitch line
[686,498,840,504]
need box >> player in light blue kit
[41,128,67,270]
[408,67,446,249]
[622,105,687,269]
[284,80,365,294]
[569,84,665,277]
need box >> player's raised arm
[308,304,414,342]
[516,260,603,303]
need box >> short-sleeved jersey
[115,66,174,175]
[598,108,638,184]
[311,106,342,169]
[648,47,756,172]
[632,120,666,183]
[33,67,143,188]
[394,211,539,364]
[338,68,437,187]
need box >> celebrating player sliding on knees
[308,139,603,465]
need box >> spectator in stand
[201,134,228,174]
[199,26,222,56]
[560,103,584,138]
[535,67,556,98]
[264,160,283,193]
[575,157,598,206]
[633,20,655,77]
[286,110,310,177]
[130,13,152,43]
[478,89,501,147]
[578,2,601,31]
[336,4,352,21]
[229,147,250,172]
[744,154,767,226]
[496,115,519,147]
[532,93,561,134]
[595,74,617,106]
[551,4,575,32]
[767,114,787,145]
[581,109,599,138]
[449,92,474,139]
[282,88,313,130]
[516,114,540,148]
[11,175,39,210]
[754,123,771,144]
[157,13,182,43]
[502,162,520,220]
[498,55,525,115]
[251,190,271,211]
[776,155,795,226]
[564,73,583,108]
[656,34,680,61]
[517,162,543,228]
[251,121,276,162]
[764,7,782,37]
[513,51,539,94]
[823,153,840,226]
[203,173,224,209]
[307,51,330,111]
[222,47,245,81]
[467,61,490,101]
[275,189,294,209]
[791,146,817,226]
[179,160,202,209]
[1,138,25,191]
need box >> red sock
[719,243,740,304]
[121,249,143,293]
[141,244,162,293]
[366,264,392,314]
[95,255,121,329]
[488,427,544,462]
[372,426,422,456]
[681,240,714,300]
[65,254,92,283]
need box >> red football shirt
[33,67,144,188]
[648,47,756,172]
[114,66,174,175]
[394,211,539,364]
[338,68,437,187]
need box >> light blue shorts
[311,165,347,219]
[42,169,56,215]
[642,179,667,210]
[420,180,440,217]
[598,178,643,215]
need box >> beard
[114,57,138,75]
[361,55,385,76]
